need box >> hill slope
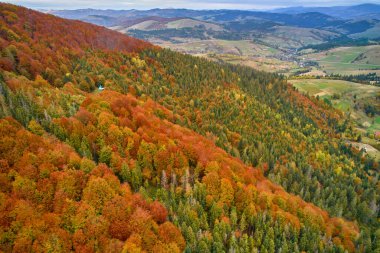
[1,3,378,253]
[0,117,185,252]
[114,17,224,31]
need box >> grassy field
[304,45,380,76]
[290,78,380,158]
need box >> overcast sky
[5,0,380,10]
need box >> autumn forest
[0,3,379,253]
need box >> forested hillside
[0,3,379,252]
[0,117,185,252]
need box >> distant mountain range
[49,3,380,22]
[272,3,380,19]
[48,4,380,49]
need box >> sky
[5,0,380,10]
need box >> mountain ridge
[272,3,380,19]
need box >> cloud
[4,0,380,10]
